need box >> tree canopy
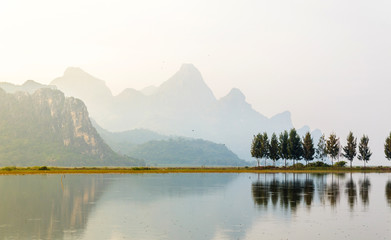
[269,133,279,166]
[385,132,391,161]
[279,130,289,167]
[326,133,340,165]
[342,131,357,168]
[288,128,303,164]
[302,132,315,164]
[358,135,372,167]
[251,134,262,167]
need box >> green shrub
[307,161,330,168]
[2,166,17,171]
[38,166,49,170]
[292,163,305,169]
[334,161,347,167]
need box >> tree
[288,128,303,165]
[251,134,262,167]
[302,132,315,165]
[316,134,327,161]
[385,132,391,161]
[269,133,279,166]
[279,130,289,167]
[261,132,270,166]
[326,133,340,166]
[358,135,372,168]
[342,131,357,168]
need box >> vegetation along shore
[1,165,391,175]
[252,129,391,168]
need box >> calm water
[0,173,391,240]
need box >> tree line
[250,129,386,168]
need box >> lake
[0,173,390,240]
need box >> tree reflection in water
[359,175,371,206]
[303,175,315,207]
[251,173,314,211]
[326,174,341,207]
[251,173,378,211]
[345,173,357,209]
[386,181,391,206]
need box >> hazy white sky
[1,0,391,161]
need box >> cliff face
[0,88,144,166]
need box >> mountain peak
[167,63,204,85]
[156,64,216,103]
[270,111,293,130]
[224,88,246,102]
[51,67,112,99]
[63,67,88,77]
[179,63,198,72]
[22,80,41,86]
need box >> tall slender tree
[302,132,315,165]
[326,133,340,166]
[316,134,327,162]
[342,131,357,168]
[358,135,372,168]
[251,134,262,167]
[288,128,303,166]
[385,132,391,161]
[269,133,279,166]
[279,130,289,167]
[262,132,270,166]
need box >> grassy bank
[0,166,391,175]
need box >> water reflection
[386,180,391,206]
[359,175,371,206]
[0,175,107,239]
[345,173,357,209]
[251,173,376,210]
[252,174,314,211]
[326,174,340,207]
[0,173,391,240]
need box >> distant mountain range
[93,122,247,166]
[0,88,144,166]
[50,64,320,160]
[0,84,247,167]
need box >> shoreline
[1,166,391,175]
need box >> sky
[1,0,390,163]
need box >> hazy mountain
[0,88,144,166]
[51,67,114,126]
[128,138,248,167]
[0,80,56,94]
[93,121,170,154]
[93,121,246,166]
[140,86,158,96]
[49,64,309,161]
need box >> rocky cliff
[0,88,144,166]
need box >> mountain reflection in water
[0,174,107,239]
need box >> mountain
[0,88,144,166]
[49,64,304,160]
[128,138,248,167]
[93,122,247,166]
[0,80,56,94]
[92,121,170,154]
